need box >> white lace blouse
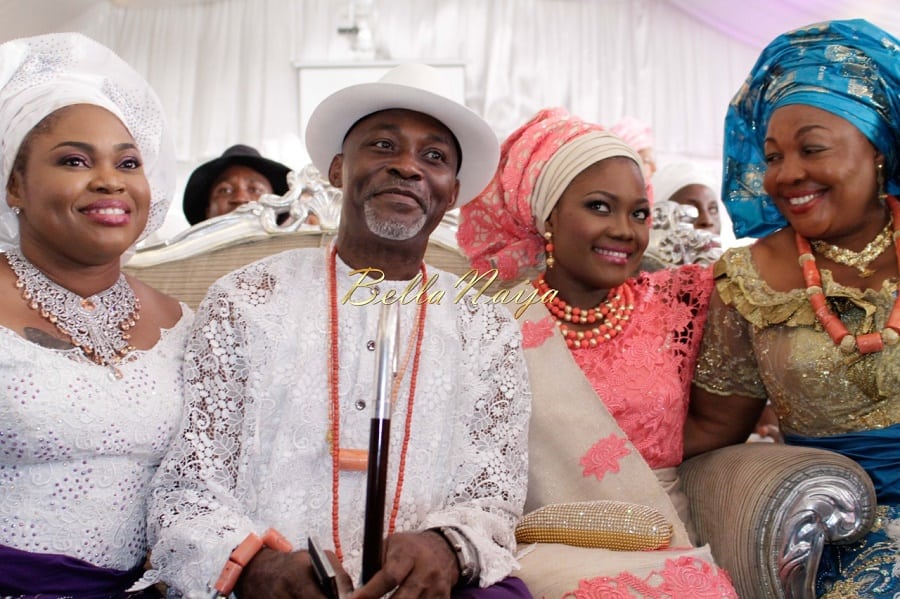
[0,307,192,571]
[147,247,531,596]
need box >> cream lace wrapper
[512,288,692,545]
[507,286,735,598]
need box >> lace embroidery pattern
[0,310,191,570]
[580,434,630,481]
[571,266,713,469]
[564,556,738,598]
[693,244,900,435]
[521,316,555,349]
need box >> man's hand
[352,530,460,599]
[235,547,354,598]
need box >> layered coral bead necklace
[326,246,427,560]
[795,195,900,355]
[533,276,635,348]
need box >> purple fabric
[453,577,532,599]
[0,543,156,598]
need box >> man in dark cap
[182,144,292,225]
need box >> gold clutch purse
[515,500,673,551]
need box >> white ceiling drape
[1,0,895,237]
[668,0,900,48]
[62,0,759,160]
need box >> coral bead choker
[795,195,900,355]
[533,276,634,348]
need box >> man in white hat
[148,64,532,599]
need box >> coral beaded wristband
[208,528,294,597]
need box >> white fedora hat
[305,63,500,207]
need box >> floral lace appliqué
[564,556,738,598]
[572,266,713,469]
[522,316,555,349]
[580,434,630,481]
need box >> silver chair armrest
[679,443,876,599]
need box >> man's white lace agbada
[148,247,531,596]
[0,310,192,570]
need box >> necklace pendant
[858,267,874,278]
[81,298,96,311]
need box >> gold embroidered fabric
[694,246,900,436]
[819,506,900,598]
[515,500,673,551]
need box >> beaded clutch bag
[515,500,673,551]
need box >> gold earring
[544,231,555,269]
[877,162,888,203]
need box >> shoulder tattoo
[24,327,76,350]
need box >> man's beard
[364,202,427,241]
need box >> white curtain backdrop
[2,0,895,239]
[63,0,758,158]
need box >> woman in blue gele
[688,19,900,597]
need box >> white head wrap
[0,32,175,252]
[651,162,718,205]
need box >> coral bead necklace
[795,195,900,355]
[533,276,635,348]
[326,246,427,560]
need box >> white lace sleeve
[419,299,531,586]
[147,273,267,597]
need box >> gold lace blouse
[693,245,900,436]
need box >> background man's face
[206,164,274,219]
